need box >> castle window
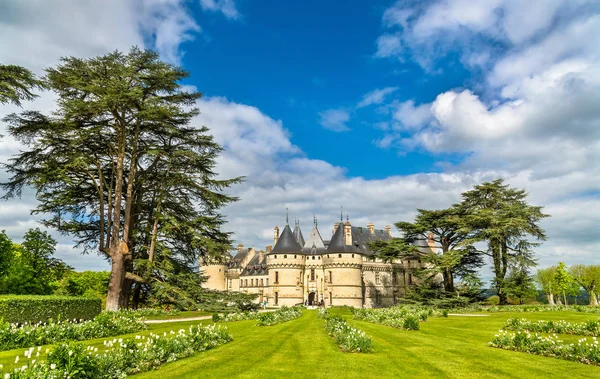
[251,279,254,286]
[294,255,297,258]
[274,255,277,259]
[376,290,382,305]
[266,278,269,286]
[318,256,321,260]
[329,271,332,283]
[275,292,279,305]
[408,273,413,285]
[329,292,332,305]
[352,254,354,258]
[338,254,342,258]
[328,255,330,258]
[375,272,380,285]
[219,269,221,272]
[312,256,315,260]
[311,269,315,281]
[284,255,287,259]
[260,279,264,287]
[275,271,279,284]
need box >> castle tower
[266,222,305,307]
[200,256,227,291]
[323,219,363,307]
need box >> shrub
[0,295,101,324]
[503,317,600,337]
[487,295,500,305]
[402,315,420,330]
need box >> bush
[402,315,420,330]
[486,295,500,305]
[0,295,101,324]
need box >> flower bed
[490,330,600,366]
[320,309,371,353]
[256,306,302,326]
[486,305,600,314]
[212,310,260,323]
[0,313,147,351]
[1,324,232,378]
[113,308,182,319]
[503,318,600,336]
[351,305,446,330]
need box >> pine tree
[460,179,548,305]
[0,64,43,106]
[2,48,241,310]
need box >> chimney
[273,226,279,246]
[237,243,244,253]
[333,222,340,234]
[367,222,375,234]
[344,220,352,246]
[385,225,392,237]
[259,250,265,262]
[427,232,436,249]
[266,245,272,253]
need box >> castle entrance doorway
[308,292,316,305]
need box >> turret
[267,223,305,307]
[273,226,280,246]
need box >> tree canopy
[2,47,242,310]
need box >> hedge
[0,295,102,324]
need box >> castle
[201,215,437,308]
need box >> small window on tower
[375,272,380,285]
[311,269,315,281]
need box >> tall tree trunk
[443,268,454,292]
[106,127,126,311]
[590,288,598,306]
[547,292,555,305]
[563,291,567,306]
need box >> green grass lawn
[2,309,600,378]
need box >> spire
[313,214,317,227]
[286,208,289,225]
[340,206,343,222]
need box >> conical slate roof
[293,222,305,247]
[271,224,303,254]
[326,223,360,253]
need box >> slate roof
[327,224,394,256]
[293,222,305,247]
[228,247,249,268]
[302,224,327,255]
[270,224,304,254]
[240,253,267,276]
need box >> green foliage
[569,265,600,305]
[487,295,500,305]
[535,266,557,304]
[490,330,600,366]
[460,179,549,305]
[504,268,537,304]
[0,64,43,106]
[0,229,71,296]
[54,271,110,299]
[402,315,421,330]
[0,295,101,324]
[2,47,242,310]
[352,305,443,329]
[324,314,372,353]
[256,306,302,326]
[504,317,600,336]
[0,312,146,351]
[1,324,232,378]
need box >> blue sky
[1,0,599,285]
[181,0,475,178]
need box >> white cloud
[357,87,399,108]
[392,100,432,130]
[137,0,201,64]
[199,0,241,20]
[318,109,351,132]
